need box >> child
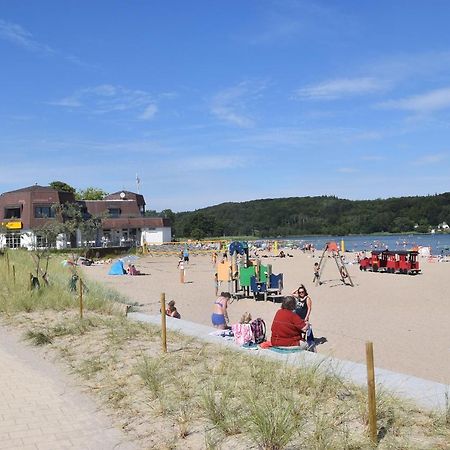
[239,312,252,324]
[166,300,181,319]
[313,262,321,285]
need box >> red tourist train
[359,250,420,275]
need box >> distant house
[438,221,449,230]
[0,185,171,249]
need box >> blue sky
[1,1,449,211]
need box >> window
[35,206,55,218]
[5,233,21,248]
[35,234,55,248]
[4,207,21,219]
[108,208,121,218]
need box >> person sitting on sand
[166,300,181,319]
[270,296,309,348]
[292,284,312,322]
[211,292,231,329]
[127,264,141,275]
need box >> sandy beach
[82,249,450,384]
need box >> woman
[292,284,312,321]
[211,292,231,329]
[292,284,315,349]
[271,296,309,347]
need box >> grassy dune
[0,250,449,449]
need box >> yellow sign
[2,221,23,230]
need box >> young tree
[49,181,76,193]
[30,220,63,287]
[57,203,105,255]
[76,187,108,200]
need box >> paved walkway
[0,326,135,450]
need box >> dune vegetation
[0,249,449,449]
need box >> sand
[82,250,450,384]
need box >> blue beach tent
[108,260,126,275]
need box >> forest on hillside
[148,193,450,239]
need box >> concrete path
[0,326,135,450]
[130,312,450,411]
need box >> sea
[269,233,450,255]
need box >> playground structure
[359,250,420,275]
[316,241,354,287]
[216,241,284,301]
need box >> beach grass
[0,249,449,449]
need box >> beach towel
[268,346,305,354]
[231,323,254,346]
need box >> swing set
[315,241,354,287]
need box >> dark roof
[107,190,137,196]
[105,191,145,205]
[1,185,56,195]
[105,190,140,198]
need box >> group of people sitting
[270,285,314,349]
[126,263,141,275]
[211,285,315,350]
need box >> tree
[76,187,108,200]
[57,203,105,254]
[49,181,76,194]
[161,209,176,225]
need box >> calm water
[271,234,450,255]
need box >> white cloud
[295,77,387,100]
[367,51,450,85]
[0,19,54,54]
[412,153,447,165]
[230,126,383,148]
[210,81,267,127]
[247,16,302,45]
[139,104,158,120]
[50,97,82,108]
[378,87,450,113]
[0,19,88,66]
[169,154,247,172]
[49,84,158,119]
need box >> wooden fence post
[12,264,16,286]
[79,277,83,319]
[179,263,185,284]
[161,293,167,353]
[366,341,377,445]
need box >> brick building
[0,185,171,249]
